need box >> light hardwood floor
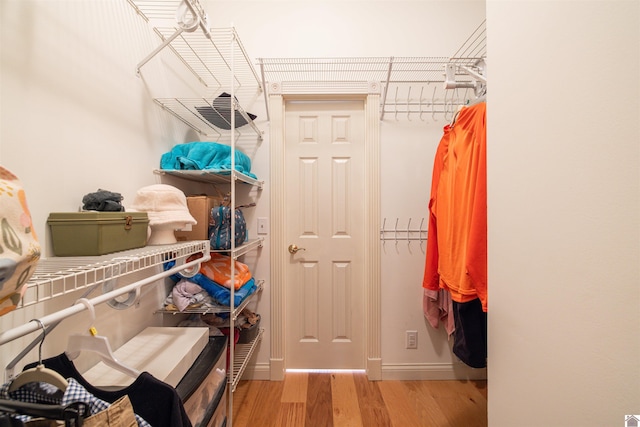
[231,372,487,427]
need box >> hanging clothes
[82,395,138,427]
[422,102,487,367]
[423,101,487,310]
[1,378,143,427]
[1,378,148,427]
[24,354,191,427]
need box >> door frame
[269,81,382,381]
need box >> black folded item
[195,92,257,130]
[82,189,124,212]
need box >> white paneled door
[284,100,366,369]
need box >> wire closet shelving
[126,0,264,140]
[0,241,210,346]
[257,19,486,121]
[126,0,267,403]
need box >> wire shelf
[127,0,264,136]
[153,97,263,140]
[155,280,264,319]
[19,241,209,309]
[127,0,261,90]
[257,56,478,84]
[449,19,487,63]
[154,168,263,189]
[230,327,263,392]
[257,20,487,120]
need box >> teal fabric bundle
[160,141,257,179]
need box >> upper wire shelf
[153,97,263,140]
[257,20,487,121]
[449,18,487,64]
[126,0,264,136]
[257,56,475,84]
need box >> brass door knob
[288,244,306,254]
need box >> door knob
[288,244,306,254]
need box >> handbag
[209,204,247,250]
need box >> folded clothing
[169,279,205,312]
[196,254,252,290]
[82,189,124,212]
[166,259,258,306]
[194,277,257,307]
[160,141,257,179]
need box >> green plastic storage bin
[47,212,149,256]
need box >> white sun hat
[130,184,196,227]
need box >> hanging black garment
[0,414,22,426]
[24,354,191,427]
[0,414,21,427]
[452,298,487,368]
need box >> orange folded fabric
[198,253,252,290]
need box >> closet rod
[0,254,209,346]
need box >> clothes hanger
[65,298,141,378]
[8,319,69,392]
[449,105,464,127]
[0,399,89,426]
[450,94,487,126]
[5,282,103,381]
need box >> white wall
[201,0,483,58]
[487,1,640,426]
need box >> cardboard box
[175,195,225,241]
[47,212,149,256]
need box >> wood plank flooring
[231,372,487,427]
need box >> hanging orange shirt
[423,102,487,312]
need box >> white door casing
[284,100,365,369]
[269,82,381,380]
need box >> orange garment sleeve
[423,126,451,292]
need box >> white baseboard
[237,361,486,381]
[381,362,487,381]
[367,357,382,380]
[240,362,272,381]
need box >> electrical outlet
[257,217,268,235]
[406,330,418,349]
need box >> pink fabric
[423,288,455,336]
